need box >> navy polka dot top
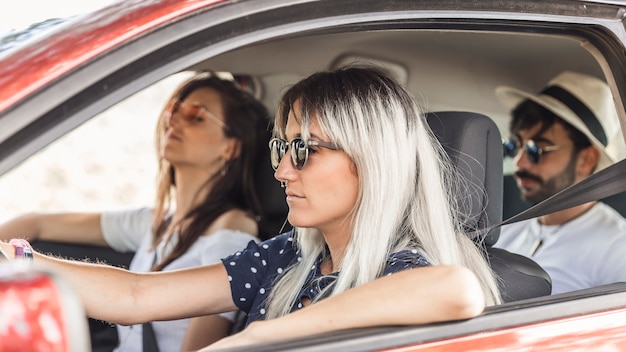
[221,229,430,326]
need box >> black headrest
[426,111,503,246]
[253,125,289,240]
[254,111,504,245]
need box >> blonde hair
[265,66,501,318]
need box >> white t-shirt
[496,202,626,295]
[101,207,257,352]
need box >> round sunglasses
[503,137,560,164]
[269,137,339,170]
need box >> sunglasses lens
[269,139,287,170]
[503,138,518,158]
[167,101,199,123]
[291,139,308,170]
[526,141,541,164]
[182,104,201,122]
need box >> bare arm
[0,242,238,325]
[0,212,107,247]
[207,209,258,237]
[181,315,232,351]
[203,265,485,350]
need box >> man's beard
[515,156,578,205]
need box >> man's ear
[223,139,242,161]
[576,146,600,177]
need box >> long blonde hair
[265,66,501,318]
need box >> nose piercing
[280,181,287,188]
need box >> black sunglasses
[269,137,339,170]
[503,137,560,164]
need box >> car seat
[426,111,551,302]
[253,123,292,240]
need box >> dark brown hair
[152,72,269,271]
[510,99,592,154]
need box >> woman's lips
[285,191,304,201]
[166,130,182,141]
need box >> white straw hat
[496,71,625,171]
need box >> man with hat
[495,71,626,295]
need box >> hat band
[541,85,607,146]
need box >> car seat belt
[142,321,160,352]
[483,157,626,237]
[143,254,161,352]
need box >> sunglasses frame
[269,137,339,170]
[165,99,230,130]
[503,137,560,164]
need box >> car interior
[31,107,554,350]
[5,3,626,350]
[425,111,552,302]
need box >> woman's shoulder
[383,248,430,275]
[226,230,296,258]
[221,230,297,279]
[101,207,154,252]
[256,230,296,251]
[203,208,259,237]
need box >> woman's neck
[171,166,214,221]
[319,225,352,274]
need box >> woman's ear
[223,139,242,161]
[576,146,600,177]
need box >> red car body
[0,0,224,112]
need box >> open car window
[0,73,196,222]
